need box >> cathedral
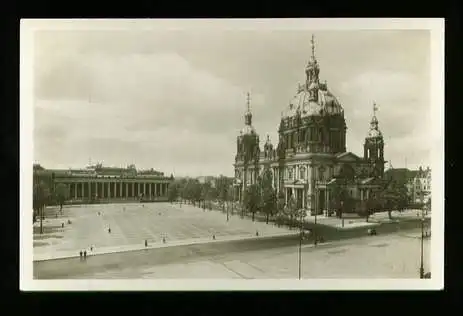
[233,35,387,215]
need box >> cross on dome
[246,92,251,112]
[311,34,316,60]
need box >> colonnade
[64,181,170,200]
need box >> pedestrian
[145,239,148,247]
[62,223,64,228]
[79,250,83,260]
[83,250,87,260]
[212,234,216,240]
[256,230,259,237]
[90,246,93,251]
[162,237,166,243]
[108,227,111,234]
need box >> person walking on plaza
[145,239,148,247]
[79,250,83,260]
[83,250,87,260]
[108,227,111,234]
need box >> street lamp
[314,192,318,247]
[298,209,305,279]
[419,218,425,279]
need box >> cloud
[32,29,433,176]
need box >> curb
[33,232,299,262]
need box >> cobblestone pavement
[71,229,431,279]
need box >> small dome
[368,128,382,138]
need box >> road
[38,228,431,279]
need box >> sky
[32,25,432,177]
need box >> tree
[167,183,179,203]
[286,195,298,228]
[261,187,277,224]
[244,184,261,222]
[258,168,276,224]
[207,185,218,210]
[329,182,348,218]
[54,183,69,212]
[379,180,408,219]
[217,176,232,213]
[33,180,50,234]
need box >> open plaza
[33,202,431,279]
[69,229,431,279]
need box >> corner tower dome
[367,102,383,138]
[283,34,344,118]
[241,92,256,135]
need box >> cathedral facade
[233,35,387,215]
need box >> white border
[20,18,445,291]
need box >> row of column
[67,182,169,200]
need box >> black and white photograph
[20,18,444,291]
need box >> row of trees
[168,171,307,227]
[328,178,410,221]
[33,180,69,233]
[170,172,424,225]
[167,176,235,210]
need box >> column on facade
[325,189,329,213]
[131,183,134,199]
[307,164,313,211]
[74,183,77,199]
[107,182,110,199]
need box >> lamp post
[298,210,304,279]
[419,218,425,279]
[314,191,318,247]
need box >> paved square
[71,229,431,279]
[33,202,293,260]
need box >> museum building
[33,163,173,202]
[233,35,387,214]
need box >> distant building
[232,35,387,214]
[407,166,431,204]
[33,163,173,202]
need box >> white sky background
[33,26,431,177]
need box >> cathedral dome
[283,88,343,118]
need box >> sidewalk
[33,231,298,262]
